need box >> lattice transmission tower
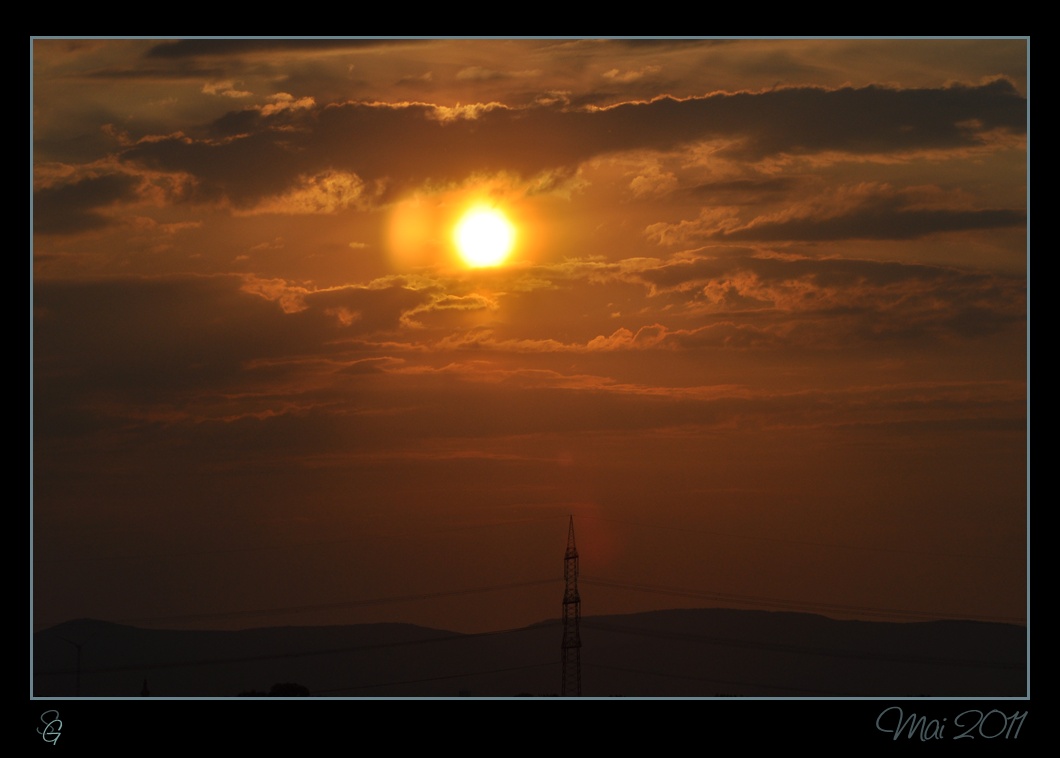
[561,515,582,696]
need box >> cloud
[336,356,405,375]
[455,66,540,81]
[586,324,667,350]
[706,78,1026,159]
[253,277,432,331]
[603,65,661,83]
[144,39,423,59]
[117,81,1025,209]
[648,183,1025,243]
[686,177,800,200]
[364,357,1024,441]
[34,173,141,234]
[202,80,252,98]
[626,249,1026,344]
[426,102,507,122]
[258,92,316,116]
[237,170,379,215]
[396,71,433,86]
[35,275,431,397]
[716,207,1025,242]
[581,322,781,351]
[86,66,228,81]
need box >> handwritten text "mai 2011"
[876,707,1026,741]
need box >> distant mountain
[32,609,1025,697]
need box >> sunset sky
[32,38,1027,635]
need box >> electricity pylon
[561,515,581,696]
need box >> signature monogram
[37,710,62,745]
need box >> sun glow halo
[454,207,515,267]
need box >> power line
[37,608,1021,682]
[113,578,560,626]
[580,575,1025,625]
[36,512,1022,638]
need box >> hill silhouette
[32,608,1025,697]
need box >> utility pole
[561,515,581,696]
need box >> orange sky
[32,38,1027,633]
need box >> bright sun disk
[454,207,515,267]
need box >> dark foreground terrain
[33,608,1025,697]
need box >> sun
[454,206,515,267]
